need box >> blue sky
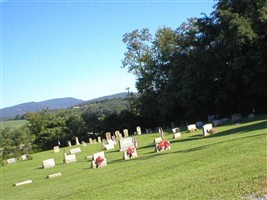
[1,0,215,108]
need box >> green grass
[0,120,28,129]
[1,118,267,199]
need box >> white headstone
[21,154,28,160]
[53,146,60,153]
[136,126,142,135]
[82,141,87,146]
[154,137,162,144]
[91,151,107,168]
[68,141,72,147]
[47,172,62,179]
[70,147,81,154]
[173,132,181,139]
[172,128,180,133]
[187,124,197,132]
[14,180,32,186]
[202,124,213,136]
[42,158,56,169]
[65,154,77,164]
[7,158,16,164]
[104,143,114,150]
[119,137,135,151]
[97,137,101,143]
[75,137,80,145]
[123,129,129,137]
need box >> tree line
[122,0,267,127]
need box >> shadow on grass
[170,120,267,145]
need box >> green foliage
[122,0,267,123]
[1,118,266,199]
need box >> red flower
[164,140,170,148]
[157,140,170,151]
[95,156,104,166]
[127,147,135,157]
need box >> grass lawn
[0,120,28,129]
[1,117,267,199]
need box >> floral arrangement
[95,156,104,168]
[127,147,136,158]
[157,140,171,152]
[207,128,217,134]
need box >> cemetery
[1,117,267,199]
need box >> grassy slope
[1,118,267,200]
[0,120,28,129]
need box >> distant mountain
[0,92,134,120]
[84,92,129,103]
[0,97,84,120]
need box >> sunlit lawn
[1,117,267,199]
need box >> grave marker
[119,137,136,151]
[64,154,77,164]
[91,151,107,168]
[53,146,60,153]
[42,158,55,169]
[7,158,16,164]
[202,124,213,136]
[105,132,111,140]
[136,126,142,135]
[75,137,80,145]
[47,172,62,179]
[70,147,81,154]
[14,180,32,186]
[123,129,129,138]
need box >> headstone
[21,154,28,160]
[136,126,142,135]
[64,154,77,164]
[119,137,136,151]
[105,132,111,140]
[123,147,138,160]
[47,172,62,179]
[173,132,181,139]
[89,138,93,144]
[115,131,121,139]
[104,143,114,150]
[14,180,32,186]
[70,147,81,154]
[107,139,116,145]
[91,151,107,168]
[7,158,16,164]
[187,124,197,132]
[75,137,80,145]
[123,129,129,138]
[202,124,213,136]
[42,158,55,169]
[53,146,60,153]
[68,141,72,147]
[172,128,180,133]
[82,141,87,146]
[97,136,102,143]
[154,137,162,144]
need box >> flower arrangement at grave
[127,147,136,158]
[207,128,217,134]
[95,156,105,168]
[157,140,171,152]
